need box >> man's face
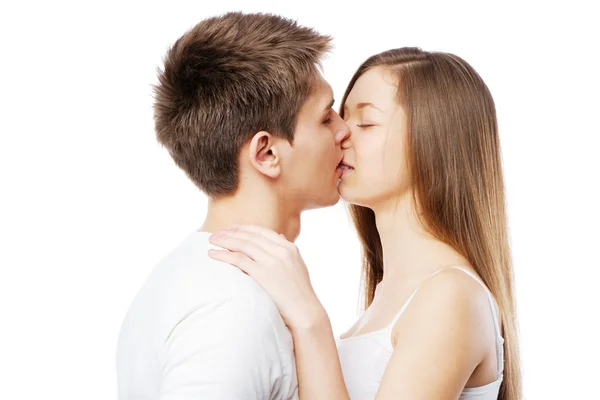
[279,78,350,210]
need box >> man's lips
[338,159,354,168]
[336,160,354,173]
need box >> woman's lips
[336,162,354,174]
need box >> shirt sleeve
[159,294,291,400]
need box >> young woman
[208,47,521,399]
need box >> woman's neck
[373,192,468,283]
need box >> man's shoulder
[141,231,286,328]
[159,245,292,347]
[153,236,274,305]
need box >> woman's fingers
[231,224,292,247]
[208,233,271,262]
[207,250,255,275]
[227,228,284,253]
[208,225,318,331]
[211,228,289,262]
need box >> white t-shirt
[116,231,298,400]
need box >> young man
[116,12,349,400]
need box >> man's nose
[334,122,350,145]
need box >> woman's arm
[207,225,350,399]
[290,311,350,400]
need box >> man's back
[116,231,298,399]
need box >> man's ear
[248,131,282,179]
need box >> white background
[1,1,598,398]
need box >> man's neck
[200,191,301,242]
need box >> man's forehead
[297,77,334,115]
[315,76,332,93]
[311,78,334,105]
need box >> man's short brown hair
[153,12,332,197]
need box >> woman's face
[338,66,411,208]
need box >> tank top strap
[386,266,503,339]
[386,267,452,330]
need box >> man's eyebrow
[325,98,335,110]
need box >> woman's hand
[208,224,327,331]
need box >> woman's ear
[248,131,282,179]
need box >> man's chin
[326,194,341,207]
[304,192,341,210]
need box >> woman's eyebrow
[343,102,383,113]
[356,102,383,112]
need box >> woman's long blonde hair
[339,48,521,400]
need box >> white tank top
[336,267,504,400]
